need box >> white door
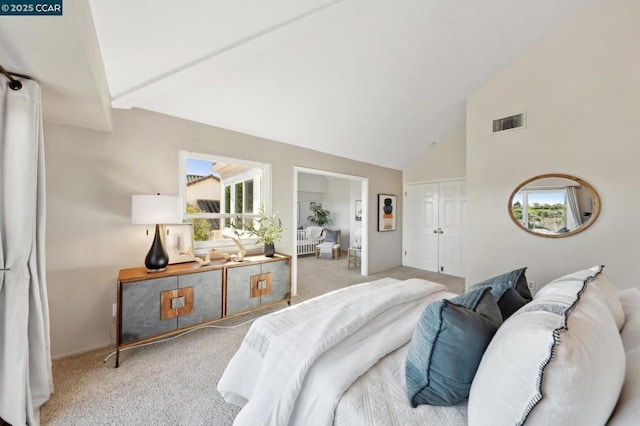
[403,180,466,277]
[438,180,466,277]
[403,183,438,271]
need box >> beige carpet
[40,255,464,425]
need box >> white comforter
[335,343,468,426]
[218,278,453,426]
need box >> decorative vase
[264,243,275,257]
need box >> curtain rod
[0,64,33,91]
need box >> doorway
[403,179,466,277]
[292,167,369,296]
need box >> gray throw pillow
[405,286,502,406]
[324,230,338,243]
[473,267,531,320]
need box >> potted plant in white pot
[236,208,284,257]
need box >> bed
[218,267,640,426]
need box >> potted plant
[236,208,284,257]
[307,202,332,227]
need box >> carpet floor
[40,255,464,425]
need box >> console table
[115,254,291,367]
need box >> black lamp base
[145,224,169,272]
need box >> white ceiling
[1,0,594,169]
[0,1,112,130]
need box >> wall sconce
[132,194,183,272]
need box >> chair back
[323,229,341,246]
[305,226,325,242]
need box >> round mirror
[508,174,600,238]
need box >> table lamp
[132,194,183,272]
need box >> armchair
[315,229,341,259]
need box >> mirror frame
[508,173,601,238]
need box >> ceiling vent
[493,112,525,133]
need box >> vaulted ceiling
[0,0,594,169]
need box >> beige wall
[45,108,402,358]
[403,129,466,183]
[466,0,640,289]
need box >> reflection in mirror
[508,174,600,238]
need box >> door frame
[292,166,369,296]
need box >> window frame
[178,150,272,251]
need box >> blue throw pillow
[323,229,338,243]
[405,287,502,406]
[473,267,531,320]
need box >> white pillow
[590,267,625,330]
[618,287,640,318]
[468,270,625,426]
[535,266,625,330]
[609,288,640,425]
[608,345,640,425]
[618,288,640,351]
[620,306,640,354]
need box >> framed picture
[355,200,362,221]
[165,223,194,264]
[378,194,397,232]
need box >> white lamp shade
[131,194,183,225]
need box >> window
[179,151,271,250]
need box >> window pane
[235,182,243,214]
[223,186,231,227]
[245,180,254,214]
[187,218,212,241]
[185,158,221,215]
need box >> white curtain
[565,186,583,231]
[0,79,53,425]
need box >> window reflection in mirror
[508,174,600,238]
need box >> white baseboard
[52,341,114,361]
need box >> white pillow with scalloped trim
[589,267,625,330]
[468,268,625,426]
[535,266,624,330]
